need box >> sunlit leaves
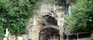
[65,0,93,32]
[0,0,38,38]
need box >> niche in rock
[46,15,57,25]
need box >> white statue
[3,28,10,40]
[5,28,9,37]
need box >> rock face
[27,0,70,40]
[27,0,68,40]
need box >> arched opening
[43,15,57,25]
[39,27,60,40]
[46,16,57,25]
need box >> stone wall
[3,34,28,40]
[4,33,93,40]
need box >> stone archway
[39,27,60,40]
[31,0,66,39]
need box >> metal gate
[39,27,60,40]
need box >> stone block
[9,35,16,40]
[22,34,28,40]
[17,37,23,40]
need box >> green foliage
[47,1,51,4]
[7,38,9,40]
[65,0,93,32]
[0,0,40,38]
[0,26,4,39]
[0,38,2,40]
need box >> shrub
[65,0,93,33]
[0,0,41,38]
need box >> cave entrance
[39,27,60,40]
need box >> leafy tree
[0,0,41,38]
[65,0,93,32]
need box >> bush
[0,26,4,39]
[0,0,41,38]
[65,0,93,32]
